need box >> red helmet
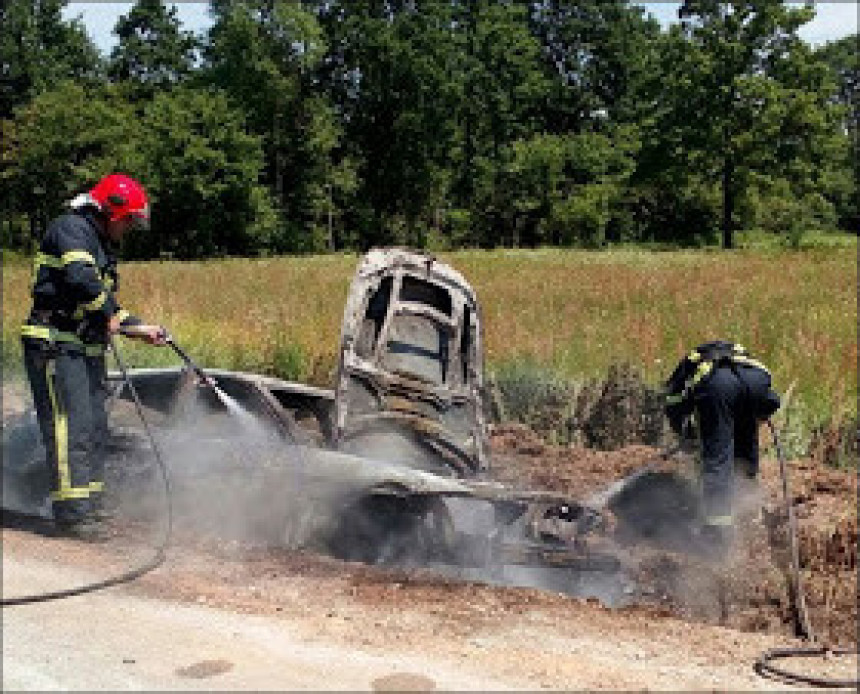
[89,173,150,230]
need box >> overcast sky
[63,1,857,54]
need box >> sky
[63,1,857,54]
[641,1,859,44]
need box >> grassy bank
[3,245,856,457]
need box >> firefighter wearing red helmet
[89,173,152,235]
[21,173,166,540]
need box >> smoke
[439,497,635,606]
[1,409,51,518]
[2,376,733,612]
[111,386,313,548]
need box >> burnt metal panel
[334,249,489,475]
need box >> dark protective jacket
[664,340,781,435]
[21,205,140,354]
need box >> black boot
[89,494,113,523]
[53,518,110,543]
[52,507,110,543]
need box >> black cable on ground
[755,645,858,689]
[1,337,173,607]
[753,421,858,689]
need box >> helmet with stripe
[89,174,150,231]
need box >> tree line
[1,0,856,258]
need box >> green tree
[205,1,352,251]
[527,0,661,130]
[312,1,561,248]
[0,82,131,248]
[645,0,840,247]
[312,1,464,247]
[489,128,638,247]
[816,34,859,230]
[0,0,102,119]
[304,1,666,249]
[124,87,279,258]
[453,0,552,245]
[108,0,198,100]
[816,34,859,135]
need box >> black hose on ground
[755,645,858,689]
[753,421,858,688]
[1,336,173,607]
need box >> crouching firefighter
[21,173,167,540]
[664,341,781,554]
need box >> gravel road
[2,528,804,691]
[2,550,516,691]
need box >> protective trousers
[693,364,774,526]
[24,342,108,525]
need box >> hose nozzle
[166,337,216,388]
[118,324,170,343]
[119,325,215,387]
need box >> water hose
[164,335,215,387]
[1,336,173,607]
[753,421,858,688]
[118,325,213,387]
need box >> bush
[270,341,307,382]
[626,181,721,245]
[770,385,812,460]
[490,360,667,449]
[751,181,837,249]
[574,363,667,450]
[489,361,575,443]
[809,414,859,469]
[553,184,614,248]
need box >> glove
[757,389,781,419]
[119,323,169,346]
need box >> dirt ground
[2,384,857,689]
[490,422,858,648]
[0,530,822,691]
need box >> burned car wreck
[335,248,489,477]
[3,248,619,585]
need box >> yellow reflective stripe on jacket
[33,250,96,270]
[21,324,105,356]
[61,250,96,265]
[731,354,770,375]
[51,487,98,501]
[672,360,715,405]
[115,309,131,323]
[21,324,82,344]
[34,252,61,271]
[89,481,105,493]
[688,360,713,389]
[72,291,108,319]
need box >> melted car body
[333,248,488,477]
[3,248,609,573]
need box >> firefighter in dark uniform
[664,341,781,552]
[21,173,166,539]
